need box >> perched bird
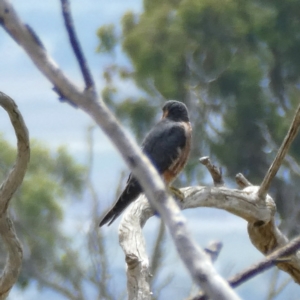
[99,100,192,227]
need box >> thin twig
[258,104,300,199]
[60,0,95,90]
[228,235,300,288]
[204,241,223,263]
[260,122,300,176]
[272,277,292,299]
[199,156,224,187]
[235,173,252,188]
[267,268,280,300]
[266,268,291,300]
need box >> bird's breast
[164,121,192,184]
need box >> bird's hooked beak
[162,109,168,119]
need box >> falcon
[99,100,192,227]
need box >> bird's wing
[141,120,187,174]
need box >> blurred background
[0,0,300,299]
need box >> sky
[1,1,299,299]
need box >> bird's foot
[169,186,185,201]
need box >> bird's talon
[169,186,185,201]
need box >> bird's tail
[99,180,142,227]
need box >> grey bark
[0,93,30,299]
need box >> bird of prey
[99,100,192,227]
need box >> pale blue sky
[1,1,299,299]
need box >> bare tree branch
[0,93,30,214]
[229,235,300,287]
[267,268,280,300]
[60,0,95,91]
[0,216,22,300]
[199,157,224,187]
[119,182,300,294]
[0,92,30,299]
[235,173,252,189]
[204,241,223,263]
[260,123,300,176]
[118,196,155,300]
[0,2,240,299]
[258,104,300,199]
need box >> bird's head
[162,100,189,122]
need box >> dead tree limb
[199,157,224,187]
[228,235,300,288]
[0,92,30,299]
[119,183,300,297]
[258,104,300,199]
[0,2,240,299]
